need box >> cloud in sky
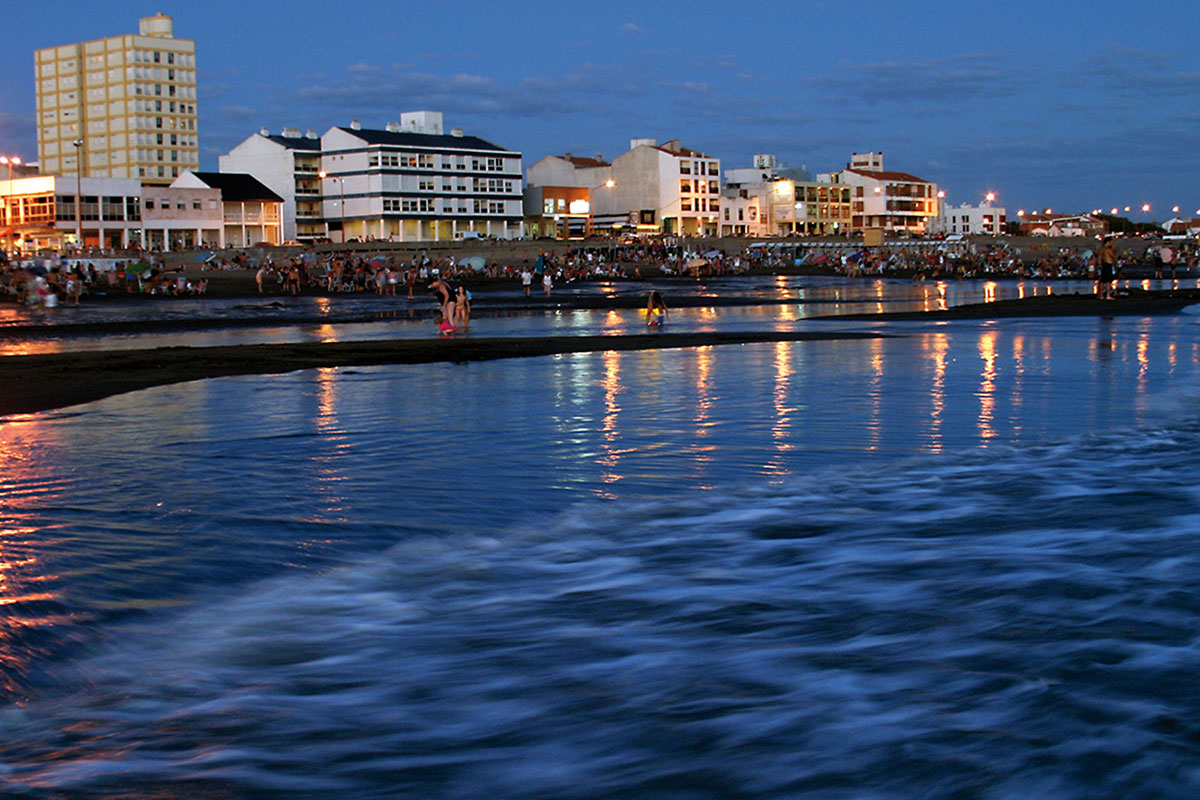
[816,52,1031,107]
[621,22,647,35]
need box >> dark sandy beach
[3,285,1200,416]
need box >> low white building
[171,171,283,247]
[528,138,720,237]
[929,201,1006,236]
[319,112,523,242]
[219,127,323,242]
[142,184,222,250]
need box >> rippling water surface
[4,307,1200,798]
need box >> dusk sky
[3,0,1198,220]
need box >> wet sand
[3,287,1199,416]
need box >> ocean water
[4,312,1200,797]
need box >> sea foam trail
[4,419,1200,799]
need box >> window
[681,199,692,211]
[399,154,416,168]
[679,161,691,174]
[368,155,379,167]
[680,180,692,193]
[723,208,729,221]
[418,154,435,169]
[738,208,744,221]
[709,181,719,194]
[418,180,435,191]
[193,200,201,209]
[708,163,719,176]
[543,198,555,215]
[383,198,400,212]
[145,199,155,209]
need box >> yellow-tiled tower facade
[35,13,198,185]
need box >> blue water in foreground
[4,302,1200,797]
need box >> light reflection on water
[4,275,1199,355]
[2,312,1200,796]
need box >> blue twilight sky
[2,0,1198,219]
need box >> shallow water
[3,306,1200,797]
[4,275,1198,356]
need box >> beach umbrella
[703,250,722,259]
[686,257,709,268]
[193,252,214,262]
[462,256,486,271]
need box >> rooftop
[187,172,284,202]
[337,127,513,153]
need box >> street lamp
[319,169,346,243]
[72,139,84,251]
[0,154,20,256]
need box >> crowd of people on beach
[0,259,208,307]
[3,235,1197,313]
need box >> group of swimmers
[429,278,471,336]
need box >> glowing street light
[985,192,995,204]
[1173,206,1180,213]
[604,178,615,189]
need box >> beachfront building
[171,172,283,247]
[141,184,222,250]
[34,13,199,185]
[722,155,851,237]
[218,127,324,243]
[1016,212,1106,237]
[821,152,938,234]
[317,112,523,242]
[0,174,143,252]
[1165,216,1200,238]
[527,139,720,237]
[928,200,1007,236]
[522,185,593,239]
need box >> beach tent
[462,256,486,271]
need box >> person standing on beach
[1098,238,1117,299]
[454,285,471,331]
[543,268,553,297]
[521,263,532,297]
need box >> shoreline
[0,331,887,417]
[3,287,1199,417]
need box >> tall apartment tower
[34,13,199,185]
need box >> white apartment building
[823,151,939,234]
[527,138,720,236]
[35,13,199,185]
[928,201,1007,236]
[318,112,523,242]
[722,155,851,236]
[219,127,323,242]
